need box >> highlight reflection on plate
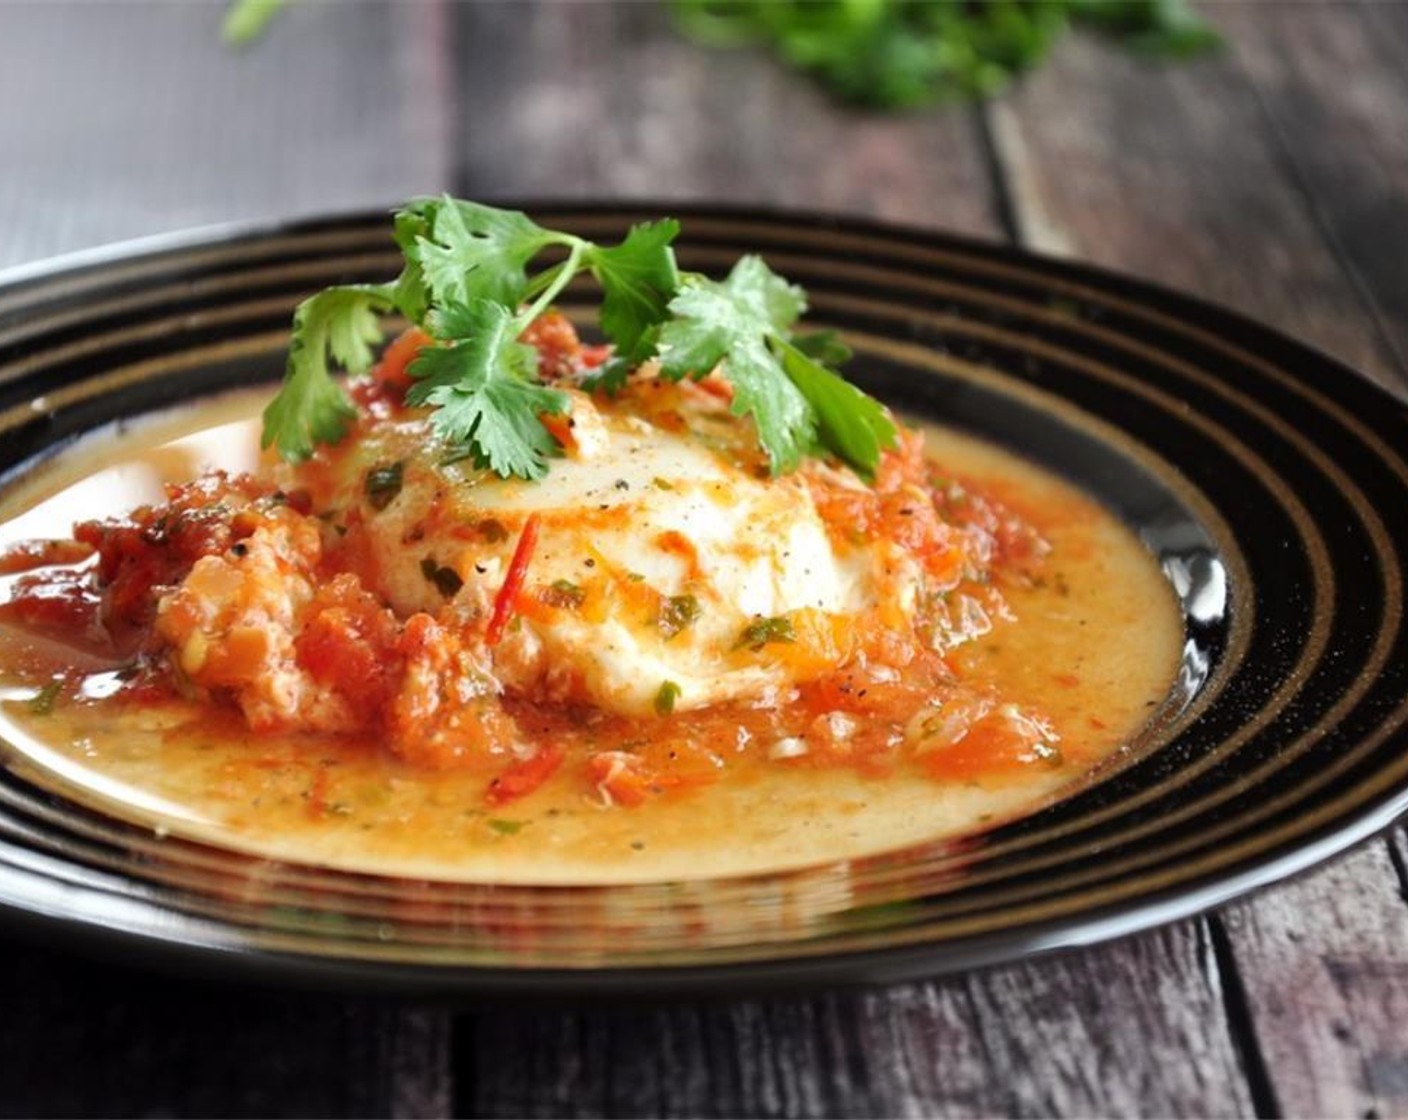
[0,206,1405,995]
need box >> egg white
[305,394,911,716]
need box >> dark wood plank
[0,1,452,269]
[453,2,998,235]
[984,20,1404,389]
[989,12,1408,1118]
[0,943,449,1118]
[1220,846,1408,1119]
[1217,0,1408,388]
[457,925,1251,1118]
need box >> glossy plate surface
[1,206,1406,996]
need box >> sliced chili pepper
[485,513,541,646]
[486,743,564,806]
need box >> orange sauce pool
[0,391,1183,884]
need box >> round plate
[1,206,1406,996]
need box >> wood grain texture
[984,17,1404,389]
[1218,0,1408,388]
[455,926,1251,1119]
[0,1,452,269]
[0,944,450,1119]
[453,2,999,235]
[1220,846,1408,1120]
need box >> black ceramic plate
[1,206,1406,996]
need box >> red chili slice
[485,514,541,647]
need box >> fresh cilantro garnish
[261,284,392,461]
[658,256,896,477]
[776,339,895,483]
[791,330,854,367]
[411,198,555,309]
[407,300,570,480]
[673,0,1221,110]
[658,256,814,474]
[261,197,895,483]
[589,219,682,364]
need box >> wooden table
[3,3,1407,1115]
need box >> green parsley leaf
[654,680,682,716]
[411,197,558,310]
[587,219,681,362]
[723,255,807,333]
[735,615,797,652]
[260,198,897,487]
[657,593,702,640]
[658,257,815,474]
[406,300,569,481]
[388,206,434,324]
[776,338,897,480]
[791,329,854,367]
[673,0,1220,111]
[262,284,392,461]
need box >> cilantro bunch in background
[671,0,1221,109]
[262,198,895,482]
[223,0,1219,111]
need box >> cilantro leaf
[658,263,816,473]
[411,197,558,310]
[725,255,807,333]
[658,257,816,474]
[776,338,897,480]
[262,284,392,461]
[587,220,681,362]
[388,206,433,324]
[672,0,1219,111]
[581,356,634,395]
[720,336,816,474]
[406,300,569,481]
[791,329,854,367]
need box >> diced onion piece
[824,711,857,742]
[769,736,809,760]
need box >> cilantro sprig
[261,196,896,482]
